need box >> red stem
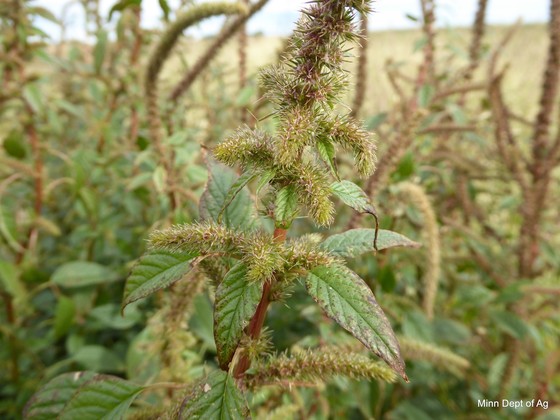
[233,227,286,379]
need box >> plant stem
[234,227,286,379]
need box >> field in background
[166,25,547,117]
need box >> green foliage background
[1,0,559,418]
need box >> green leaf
[320,228,420,258]
[3,131,26,159]
[60,376,143,420]
[24,372,97,420]
[402,310,433,342]
[365,113,387,130]
[417,84,435,108]
[0,261,26,301]
[109,0,142,20]
[54,295,76,339]
[51,262,119,288]
[390,401,433,420]
[317,138,338,179]
[23,83,44,113]
[413,36,429,52]
[306,265,406,380]
[122,250,198,310]
[72,346,123,372]
[495,282,526,304]
[405,13,419,22]
[395,151,415,180]
[256,169,275,195]
[490,310,529,339]
[330,181,381,248]
[179,371,249,419]
[236,85,256,106]
[152,165,167,194]
[200,160,254,229]
[274,185,299,229]
[214,263,263,369]
[158,0,171,20]
[89,303,141,330]
[378,265,396,293]
[29,6,59,23]
[330,180,376,216]
[487,353,508,397]
[0,205,23,253]
[218,169,258,224]
[190,294,216,351]
[433,318,471,344]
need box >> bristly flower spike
[214,0,378,227]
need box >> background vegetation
[1,0,559,418]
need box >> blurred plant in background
[1,0,559,418]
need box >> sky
[35,0,550,42]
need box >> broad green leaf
[330,180,376,216]
[402,310,433,342]
[179,371,249,419]
[490,310,529,339]
[122,250,198,310]
[433,318,471,344]
[200,160,254,229]
[214,263,262,369]
[218,169,258,224]
[72,346,123,372]
[317,138,338,179]
[495,281,526,304]
[60,376,143,420]
[320,228,420,258]
[89,303,141,330]
[24,372,96,420]
[274,185,299,229]
[3,131,26,159]
[51,262,119,288]
[306,265,406,379]
[54,295,76,339]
